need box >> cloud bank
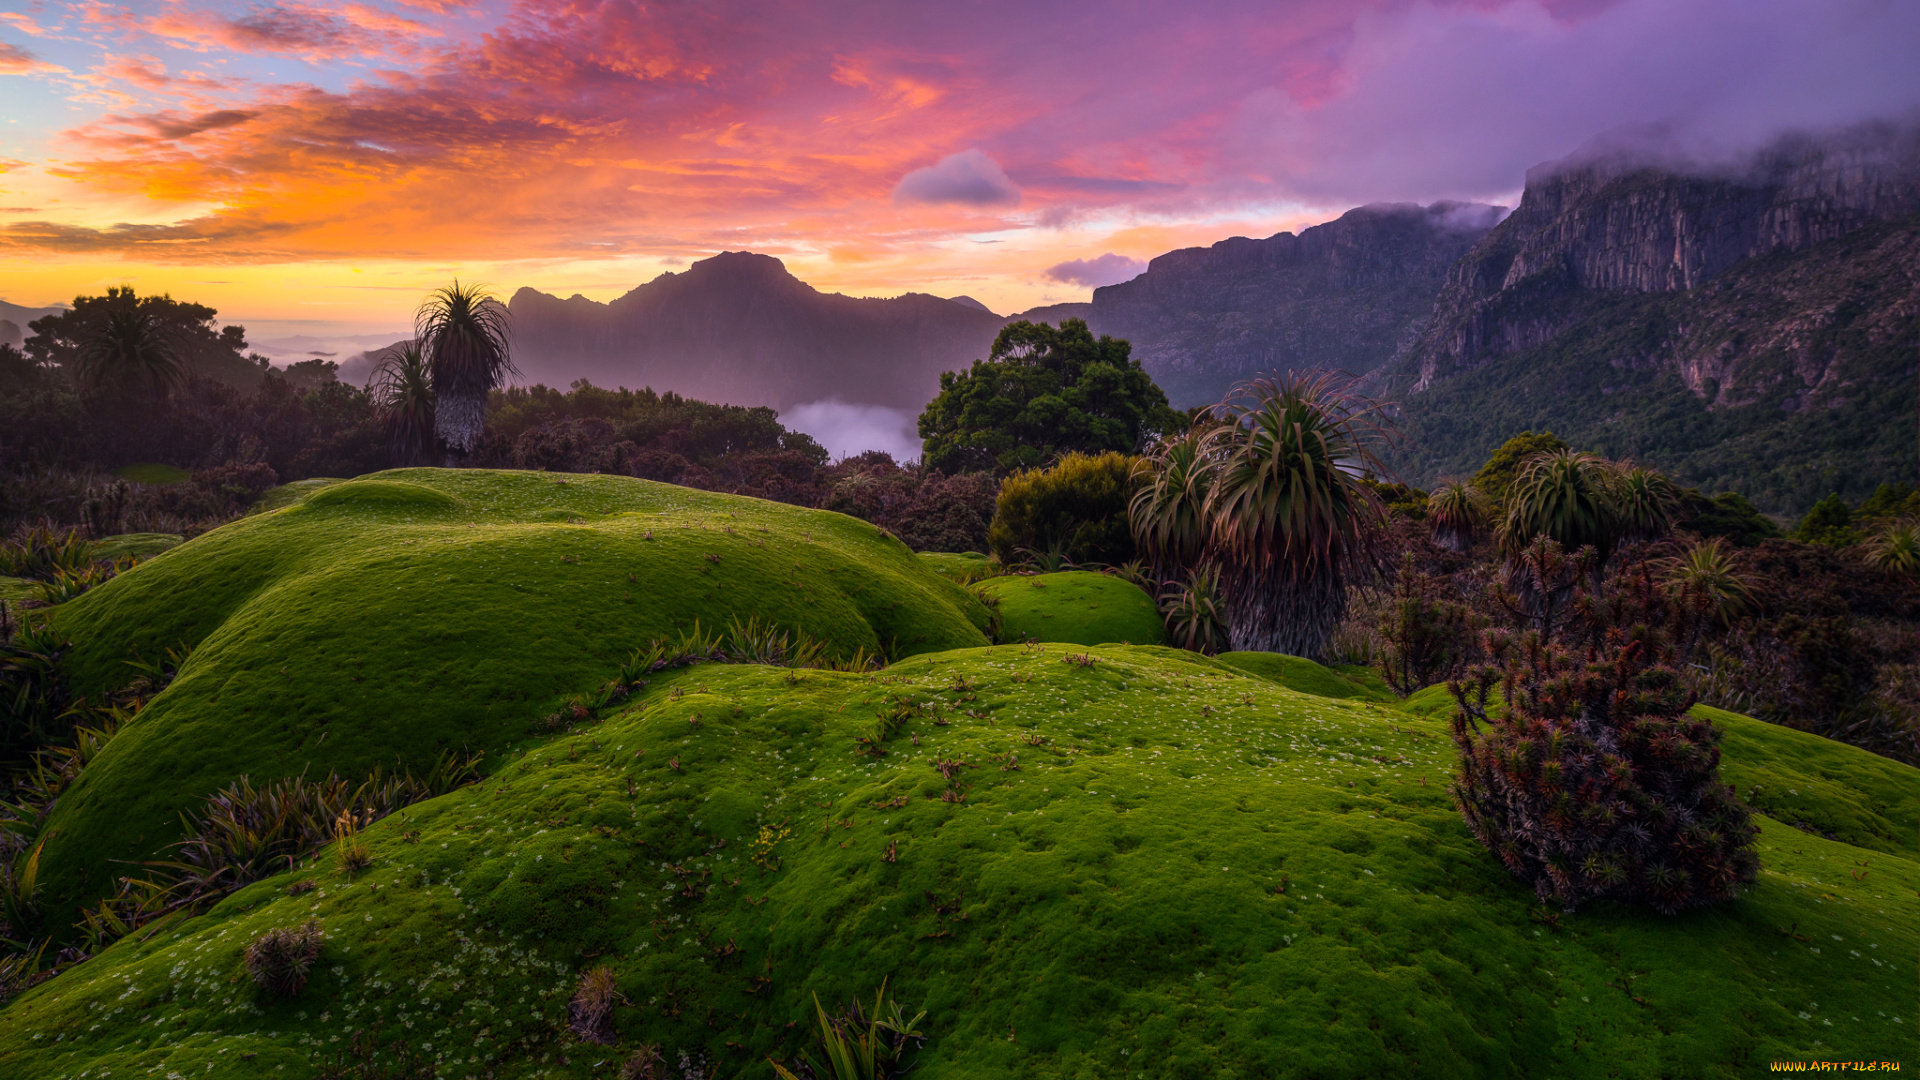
[0,0,1914,283]
[1044,253,1147,288]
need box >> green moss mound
[1217,652,1398,703]
[91,532,184,562]
[2,645,1910,1078]
[977,570,1167,647]
[251,477,342,514]
[0,576,33,604]
[115,463,190,485]
[36,469,991,933]
[916,550,995,584]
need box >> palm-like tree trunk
[435,389,487,458]
[1220,564,1346,658]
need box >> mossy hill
[2,471,1913,1078]
[35,470,991,935]
[976,571,1168,647]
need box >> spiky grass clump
[1157,563,1228,655]
[243,919,322,998]
[1129,428,1213,584]
[1499,450,1621,561]
[568,964,621,1044]
[1861,518,1920,577]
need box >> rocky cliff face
[508,252,1009,412]
[1407,122,1920,391]
[1089,202,1503,407]
[1386,122,1920,512]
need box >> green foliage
[1658,538,1759,628]
[416,281,515,455]
[1,644,1910,1076]
[370,340,436,467]
[26,286,262,393]
[1156,563,1228,655]
[1202,373,1390,659]
[771,981,927,1080]
[1793,493,1856,547]
[1377,552,1477,695]
[917,319,1182,474]
[1861,519,1920,577]
[975,571,1167,647]
[986,451,1139,567]
[114,464,190,486]
[1500,450,1623,561]
[1469,431,1567,508]
[1426,480,1488,552]
[1855,482,1920,524]
[0,526,94,581]
[1127,428,1211,582]
[1676,490,1781,546]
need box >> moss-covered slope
[977,571,1168,647]
[3,646,1912,1079]
[37,470,990,934]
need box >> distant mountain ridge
[1091,202,1505,406]
[509,253,1029,412]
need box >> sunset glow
[2,0,1915,341]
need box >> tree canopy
[917,319,1183,474]
[26,286,265,392]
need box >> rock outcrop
[1407,122,1920,391]
[1090,202,1504,407]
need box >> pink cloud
[8,0,1917,269]
[0,40,65,75]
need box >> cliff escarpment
[1406,122,1920,391]
[1090,202,1502,407]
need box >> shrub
[986,451,1139,567]
[1378,552,1478,695]
[1793,493,1856,547]
[244,919,323,997]
[1447,543,1761,914]
[568,964,620,1044]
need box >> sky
[1,0,1917,348]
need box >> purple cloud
[892,150,1020,208]
[1044,253,1146,288]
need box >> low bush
[1448,540,1761,914]
[986,451,1139,567]
[244,919,323,997]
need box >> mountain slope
[508,253,1010,412]
[1384,123,1920,509]
[1090,202,1503,407]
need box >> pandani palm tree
[1499,449,1624,563]
[370,340,436,466]
[1199,373,1389,660]
[74,302,184,398]
[416,281,515,458]
[1426,479,1488,552]
[1128,426,1213,586]
[1611,464,1682,547]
